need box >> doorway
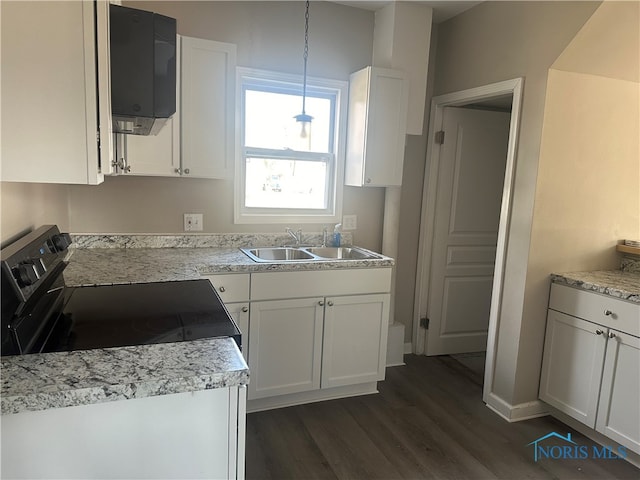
[413,78,524,402]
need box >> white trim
[246,382,378,413]
[412,78,524,399]
[404,342,413,354]
[234,67,347,225]
[485,392,549,422]
[547,406,640,469]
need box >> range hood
[109,4,177,136]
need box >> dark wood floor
[245,354,640,480]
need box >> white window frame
[234,67,347,224]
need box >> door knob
[595,329,604,335]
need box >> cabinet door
[225,302,249,363]
[596,331,640,454]
[345,66,408,187]
[1,1,106,184]
[321,294,390,388]
[539,310,607,427]
[248,298,323,400]
[115,118,180,176]
[181,36,236,179]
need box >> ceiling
[331,1,482,23]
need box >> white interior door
[425,106,510,355]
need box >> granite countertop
[64,239,394,287]
[551,270,640,304]
[1,337,248,415]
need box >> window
[235,68,347,224]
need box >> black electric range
[1,225,241,357]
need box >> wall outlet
[342,214,357,230]
[184,213,203,231]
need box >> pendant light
[294,0,312,139]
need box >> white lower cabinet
[540,283,640,455]
[249,298,324,399]
[248,293,390,400]
[595,330,640,452]
[226,303,250,362]
[321,294,390,388]
[204,268,393,406]
[248,268,392,403]
[203,274,250,362]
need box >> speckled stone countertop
[551,270,640,304]
[64,232,393,287]
[2,338,248,415]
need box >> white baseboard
[247,382,379,413]
[404,342,412,354]
[485,392,549,422]
[548,406,640,468]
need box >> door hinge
[435,130,445,145]
[96,129,101,146]
[420,317,430,329]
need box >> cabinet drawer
[203,274,250,303]
[251,268,392,301]
[549,284,639,337]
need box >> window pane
[245,157,328,209]
[244,90,332,153]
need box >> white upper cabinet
[1,0,113,184]
[113,118,180,177]
[180,36,237,179]
[345,66,408,187]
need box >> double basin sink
[241,246,382,263]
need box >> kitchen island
[1,337,248,479]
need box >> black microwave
[109,4,177,136]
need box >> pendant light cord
[301,0,310,115]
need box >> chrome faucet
[285,227,302,246]
[322,227,328,247]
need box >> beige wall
[518,69,639,403]
[0,182,69,245]
[431,1,601,407]
[515,0,640,405]
[65,1,387,252]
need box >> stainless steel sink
[302,247,381,260]
[241,247,315,262]
[240,245,382,262]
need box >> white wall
[0,182,69,244]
